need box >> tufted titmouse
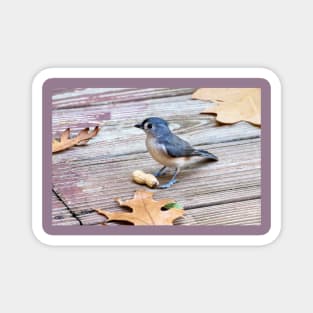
[134,117,218,189]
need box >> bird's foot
[158,179,178,189]
[154,171,164,177]
[154,167,167,177]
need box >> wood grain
[51,87,261,227]
[52,88,195,110]
[52,192,80,225]
[53,138,260,225]
[52,95,260,163]
[175,199,261,225]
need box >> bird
[134,117,218,189]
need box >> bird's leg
[158,168,180,189]
[154,166,167,177]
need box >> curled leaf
[52,126,100,153]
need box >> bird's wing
[160,133,195,157]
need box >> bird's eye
[147,123,152,129]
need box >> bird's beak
[134,124,143,129]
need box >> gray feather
[191,149,218,160]
[159,133,197,157]
[159,133,218,161]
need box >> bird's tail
[192,149,218,161]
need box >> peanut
[132,170,159,188]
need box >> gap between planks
[52,189,82,225]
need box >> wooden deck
[52,88,261,226]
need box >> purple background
[43,78,270,236]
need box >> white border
[32,68,281,246]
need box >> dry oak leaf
[192,88,261,126]
[95,189,184,225]
[52,126,100,153]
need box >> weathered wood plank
[175,199,261,226]
[52,138,261,225]
[52,94,213,132]
[52,88,195,110]
[52,95,260,164]
[53,120,259,164]
[52,191,80,225]
[69,199,261,226]
[52,88,130,99]
[51,88,261,226]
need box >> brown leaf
[95,190,184,225]
[52,126,100,153]
[192,88,261,126]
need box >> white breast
[145,135,187,168]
